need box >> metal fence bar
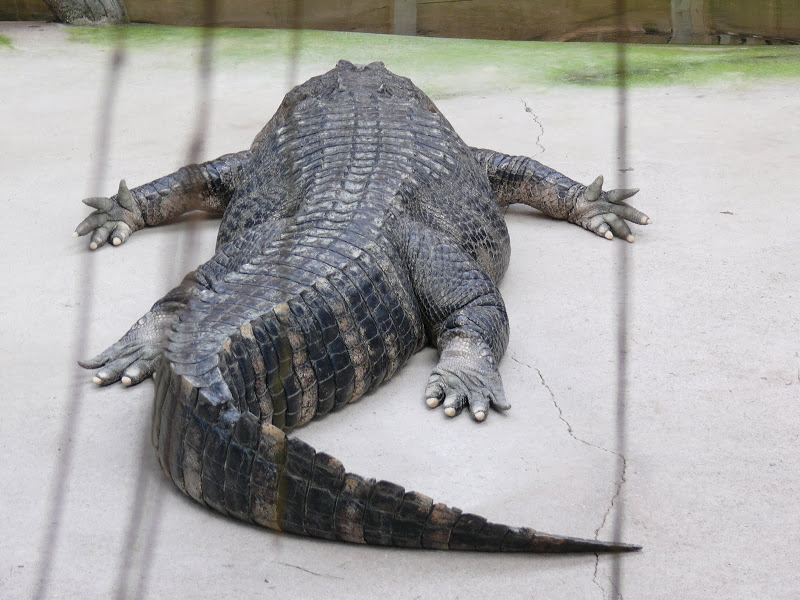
[112,427,161,600]
[32,31,128,600]
[112,3,218,597]
[287,0,303,89]
[611,2,630,599]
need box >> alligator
[75,60,648,553]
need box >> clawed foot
[424,339,510,422]
[79,308,175,387]
[569,175,650,242]
[74,179,143,250]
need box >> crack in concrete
[275,561,344,580]
[592,560,606,599]
[592,553,626,600]
[510,356,620,457]
[592,564,625,600]
[521,100,545,156]
[510,355,627,600]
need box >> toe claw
[92,376,102,386]
[74,180,142,251]
[121,376,132,387]
[427,349,506,421]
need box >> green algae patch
[67,24,204,47]
[555,43,800,86]
[67,25,800,92]
[0,35,13,49]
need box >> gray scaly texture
[76,61,649,553]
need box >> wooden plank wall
[0,0,52,21]
[2,0,798,42]
[709,0,800,41]
[126,0,393,33]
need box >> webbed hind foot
[425,337,510,422]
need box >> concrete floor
[1,22,798,600]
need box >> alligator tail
[151,358,639,554]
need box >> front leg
[74,150,251,250]
[401,222,510,422]
[472,148,650,242]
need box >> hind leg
[400,222,510,422]
[79,272,206,386]
[81,220,287,386]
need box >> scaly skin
[75,61,648,553]
[472,149,649,241]
[74,152,251,249]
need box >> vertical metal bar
[112,427,160,600]
[32,28,127,600]
[113,4,218,598]
[128,485,165,600]
[188,0,217,165]
[612,2,630,599]
[283,0,303,221]
[170,0,219,283]
[287,0,303,88]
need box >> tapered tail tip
[503,527,642,553]
[585,539,642,553]
[548,535,642,553]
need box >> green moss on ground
[67,25,800,92]
[553,43,800,86]
[0,35,13,48]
